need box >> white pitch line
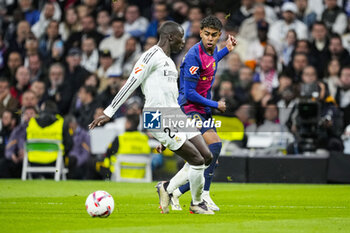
[227,204,347,209]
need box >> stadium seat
[21,139,68,181]
[112,154,152,183]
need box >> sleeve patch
[189,66,199,75]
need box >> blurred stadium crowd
[0,0,350,179]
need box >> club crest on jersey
[189,66,199,75]
[134,65,144,74]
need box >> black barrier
[247,155,328,183]
[212,155,330,184]
[212,156,247,183]
[327,152,350,183]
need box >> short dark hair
[126,114,140,131]
[81,85,97,97]
[111,17,125,24]
[200,15,222,31]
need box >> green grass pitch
[0,180,349,233]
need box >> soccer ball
[85,190,114,217]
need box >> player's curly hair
[200,15,223,31]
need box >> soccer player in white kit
[89,21,214,214]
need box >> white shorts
[150,130,201,151]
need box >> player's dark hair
[200,15,223,31]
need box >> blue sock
[178,142,222,194]
[204,142,221,191]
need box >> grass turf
[0,180,349,233]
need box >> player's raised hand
[217,99,226,113]
[88,114,111,130]
[226,35,237,52]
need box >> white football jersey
[104,45,180,118]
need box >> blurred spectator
[71,85,99,129]
[244,20,269,70]
[239,4,266,42]
[277,85,297,126]
[249,81,271,125]
[219,53,243,83]
[65,15,104,54]
[285,52,309,83]
[324,59,341,98]
[99,17,130,59]
[235,104,254,128]
[38,20,62,61]
[96,9,112,37]
[124,4,149,39]
[96,73,126,118]
[21,90,38,108]
[343,18,350,53]
[253,54,278,93]
[98,113,151,179]
[65,48,90,94]
[76,4,89,22]
[254,0,277,24]
[111,0,127,18]
[0,33,7,72]
[295,0,317,29]
[279,30,296,68]
[294,39,318,73]
[65,114,91,179]
[59,7,81,41]
[327,34,350,68]
[0,78,18,115]
[80,36,99,73]
[310,21,329,78]
[181,6,203,39]
[335,66,350,129]
[0,106,37,178]
[213,80,239,116]
[114,37,142,76]
[30,80,46,107]
[96,49,114,92]
[171,0,190,24]
[145,2,171,39]
[273,72,294,103]
[84,0,101,16]
[84,73,100,90]
[10,66,30,105]
[24,36,39,63]
[0,110,16,159]
[1,51,23,85]
[143,36,158,51]
[31,2,59,39]
[246,100,288,133]
[24,100,73,170]
[8,20,31,58]
[47,63,73,115]
[27,54,47,84]
[268,2,308,49]
[175,35,200,67]
[322,0,348,35]
[228,0,254,28]
[18,0,40,26]
[234,66,253,104]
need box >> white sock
[189,164,205,205]
[202,190,209,197]
[167,163,190,194]
[172,188,183,198]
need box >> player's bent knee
[204,152,213,166]
[188,154,205,166]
